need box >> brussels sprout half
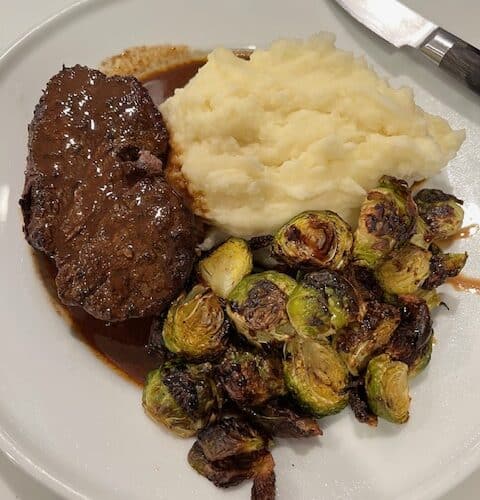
[188,441,274,491]
[414,188,464,242]
[365,354,410,424]
[353,176,417,268]
[142,362,220,438]
[273,210,353,270]
[375,244,432,296]
[227,271,297,346]
[287,270,360,340]
[283,336,349,417]
[198,238,253,299]
[218,346,286,407]
[334,301,400,376]
[197,417,269,461]
[162,284,228,361]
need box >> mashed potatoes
[160,34,465,238]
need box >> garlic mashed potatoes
[160,34,465,238]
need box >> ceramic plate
[0,0,479,498]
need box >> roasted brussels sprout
[273,210,353,270]
[242,399,322,438]
[414,188,464,241]
[375,244,432,295]
[218,346,286,406]
[198,238,253,298]
[287,270,360,340]
[188,442,275,496]
[353,176,417,268]
[365,354,410,424]
[422,244,467,289]
[334,301,400,376]
[142,362,220,438]
[348,379,378,427]
[227,271,297,345]
[283,336,349,417]
[162,284,228,361]
[384,295,433,377]
[198,417,269,461]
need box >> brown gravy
[142,59,205,107]
[447,275,480,296]
[32,61,205,386]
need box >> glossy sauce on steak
[21,65,196,321]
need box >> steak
[20,65,197,321]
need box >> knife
[334,0,480,95]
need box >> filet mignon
[20,65,196,321]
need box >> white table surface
[1,1,478,498]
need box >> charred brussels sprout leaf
[348,379,378,427]
[287,270,359,340]
[198,417,268,462]
[162,285,228,361]
[242,399,322,438]
[188,442,275,494]
[365,354,410,424]
[142,362,220,438]
[251,452,276,500]
[218,346,286,406]
[384,295,433,377]
[227,271,297,345]
[273,210,353,270]
[353,176,417,268]
[283,336,349,417]
[334,301,400,376]
[375,244,432,295]
[422,244,467,289]
[198,238,253,298]
[414,189,464,242]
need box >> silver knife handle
[420,29,455,64]
[420,28,480,95]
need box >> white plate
[0,1,479,499]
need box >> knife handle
[420,28,480,96]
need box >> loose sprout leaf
[242,399,322,438]
[273,210,353,270]
[218,346,286,407]
[353,176,417,268]
[422,244,467,289]
[198,238,253,298]
[365,354,410,424]
[348,380,378,427]
[198,417,268,462]
[384,295,433,377]
[251,453,276,500]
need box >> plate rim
[0,1,479,499]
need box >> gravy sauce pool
[33,60,204,386]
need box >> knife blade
[334,0,480,95]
